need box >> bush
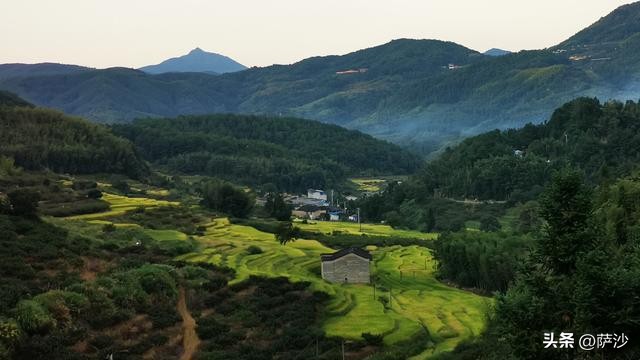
[0,320,22,349]
[71,181,97,191]
[86,189,102,199]
[362,332,384,346]
[246,245,263,255]
[102,223,116,233]
[201,180,254,218]
[7,189,40,216]
[479,215,501,232]
[15,300,55,334]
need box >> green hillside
[416,97,640,201]
[0,90,33,107]
[0,103,148,179]
[112,114,421,192]
[353,97,640,234]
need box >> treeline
[0,104,148,179]
[420,97,640,201]
[434,231,532,292]
[438,171,640,359]
[112,114,421,192]
[356,181,507,232]
[356,98,640,231]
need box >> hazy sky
[0,0,633,69]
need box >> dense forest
[0,97,148,179]
[112,114,421,192]
[436,170,640,360]
[421,97,640,200]
[356,98,640,232]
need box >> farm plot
[178,218,488,358]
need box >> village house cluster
[286,189,360,222]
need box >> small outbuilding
[321,248,372,284]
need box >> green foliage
[246,245,263,255]
[479,215,501,232]
[0,106,148,178]
[7,189,40,216]
[102,223,116,233]
[112,114,421,192]
[201,179,255,218]
[413,98,640,200]
[0,319,22,350]
[538,169,594,274]
[14,301,55,335]
[357,186,505,232]
[264,192,291,221]
[274,222,301,245]
[0,91,32,108]
[361,332,384,346]
[0,156,20,178]
[461,172,640,359]
[434,231,531,292]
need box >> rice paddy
[66,193,179,220]
[295,219,438,240]
[178,218,489,358]
[65,191,488,358]
[350,178,386,192]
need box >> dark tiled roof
[321,247,372,261]
[297,204,323,212]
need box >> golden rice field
[178,218,489,358]
[62,190,488,359]
[295,219,438,240]
[66,193,178,220]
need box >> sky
[0,0,634,69]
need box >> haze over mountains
[1,2,640,154]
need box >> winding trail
[177,287,200,360]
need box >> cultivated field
[296,219,438,240]
[62,191,488,358]
[66,193,178,220]
[179,218,488,358]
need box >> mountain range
[1,2,640,155]
[139,47,247,74]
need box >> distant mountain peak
[483,48,511,57]
[139,48,246,75]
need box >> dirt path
[177,287,200,360]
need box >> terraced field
[179,218,489,358]
[61,190,488,358]
[350,178,386,192]
[296,219,437,240]
[66,193,179,220]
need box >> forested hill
[0,90,33,107]
[112,114,421,191]
[418,97,640,201]
[0,96,148,178]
